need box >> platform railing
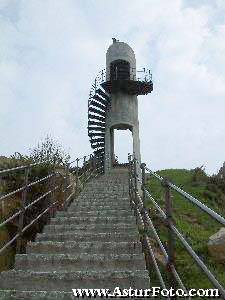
[89,67,153,99]
[0,154,102,258]
[128,154,225,299]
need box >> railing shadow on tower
[0,154,103,267]
[128,154,225,299]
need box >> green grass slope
[146,168,225,290]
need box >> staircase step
[0,290,148,300]
[56,209,132,218]
[44,223,136,234]
[15,253,146,272]
[27,241,142,255]
[36,231,139,242]
[70,204,130,211]
[76,197,129,201]
[68,206,133,213]
[0,270,150,290]
[50,216,135,225]
[0,291,74,300]
[73,203,130,210]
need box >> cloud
[0,0,225,174]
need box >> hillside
[146,168,225,290]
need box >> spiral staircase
[88,70,110,172]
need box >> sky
[0,0,225,174]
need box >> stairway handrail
[128,155,225,299]
[145,166,225,226]
[0,153,102,259]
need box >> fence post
[140,163,149,229]
[83,156,87,184]
[75,158,79,196]
[63,163,70,211]
[49,172,56,218]
[16,165,30,253]
[140,163,151,270]
[140,163,146,206]
[133,158,139,224]
[164,179,176,295]
[128,154,133,208]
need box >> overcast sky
[0,0,225,174]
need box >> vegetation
[145,166,225,293]
[0,136,71,271]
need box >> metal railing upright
[128,154,225,299]
[0,154,102,259]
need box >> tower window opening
[110,60,130,81]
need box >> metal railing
[0,154,102,260]
[89,67,152,99]
[128,155,225,299]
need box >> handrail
[0,160,49,176]
[145,167,225,226]
[0,153,102,261]
[0,173,55,203]
[128,155,225,298]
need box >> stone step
[0,291,74,300]
[0,290,148,300]
[73,196,130,202]
[72,203,130,210]
[56,209,132,218]
[69,206,132,213]
[77,193,129,197]
[43,223,136,234]
[70,204,130,211]
[36,231,139,243]
[15,253,146,272]
[27,241,142,255]
[82,192,129,196]
[50,216,135,225]
[73,197,130,203]
[0,270,150,290]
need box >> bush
[0,136,71,264]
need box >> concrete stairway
[0,169,149,299]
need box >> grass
[145,168,225,293]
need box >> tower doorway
[112,128,133,166]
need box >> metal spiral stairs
[88,70,110,172]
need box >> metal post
[133,158,139,224]
[83,156,87,184]
[140,163,146,206]
[16,166,30,253]
[164,179,176,296]
[140,163,149,232]
[93,155,96,172]
[48,171,57,219]
[63,163,70,210]
[128,154,133,208]
[75,158,79,196]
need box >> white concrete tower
[103,39,152,172]
[88,39,153,174]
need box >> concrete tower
[88,39,153,174]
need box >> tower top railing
[89,67,153,98]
